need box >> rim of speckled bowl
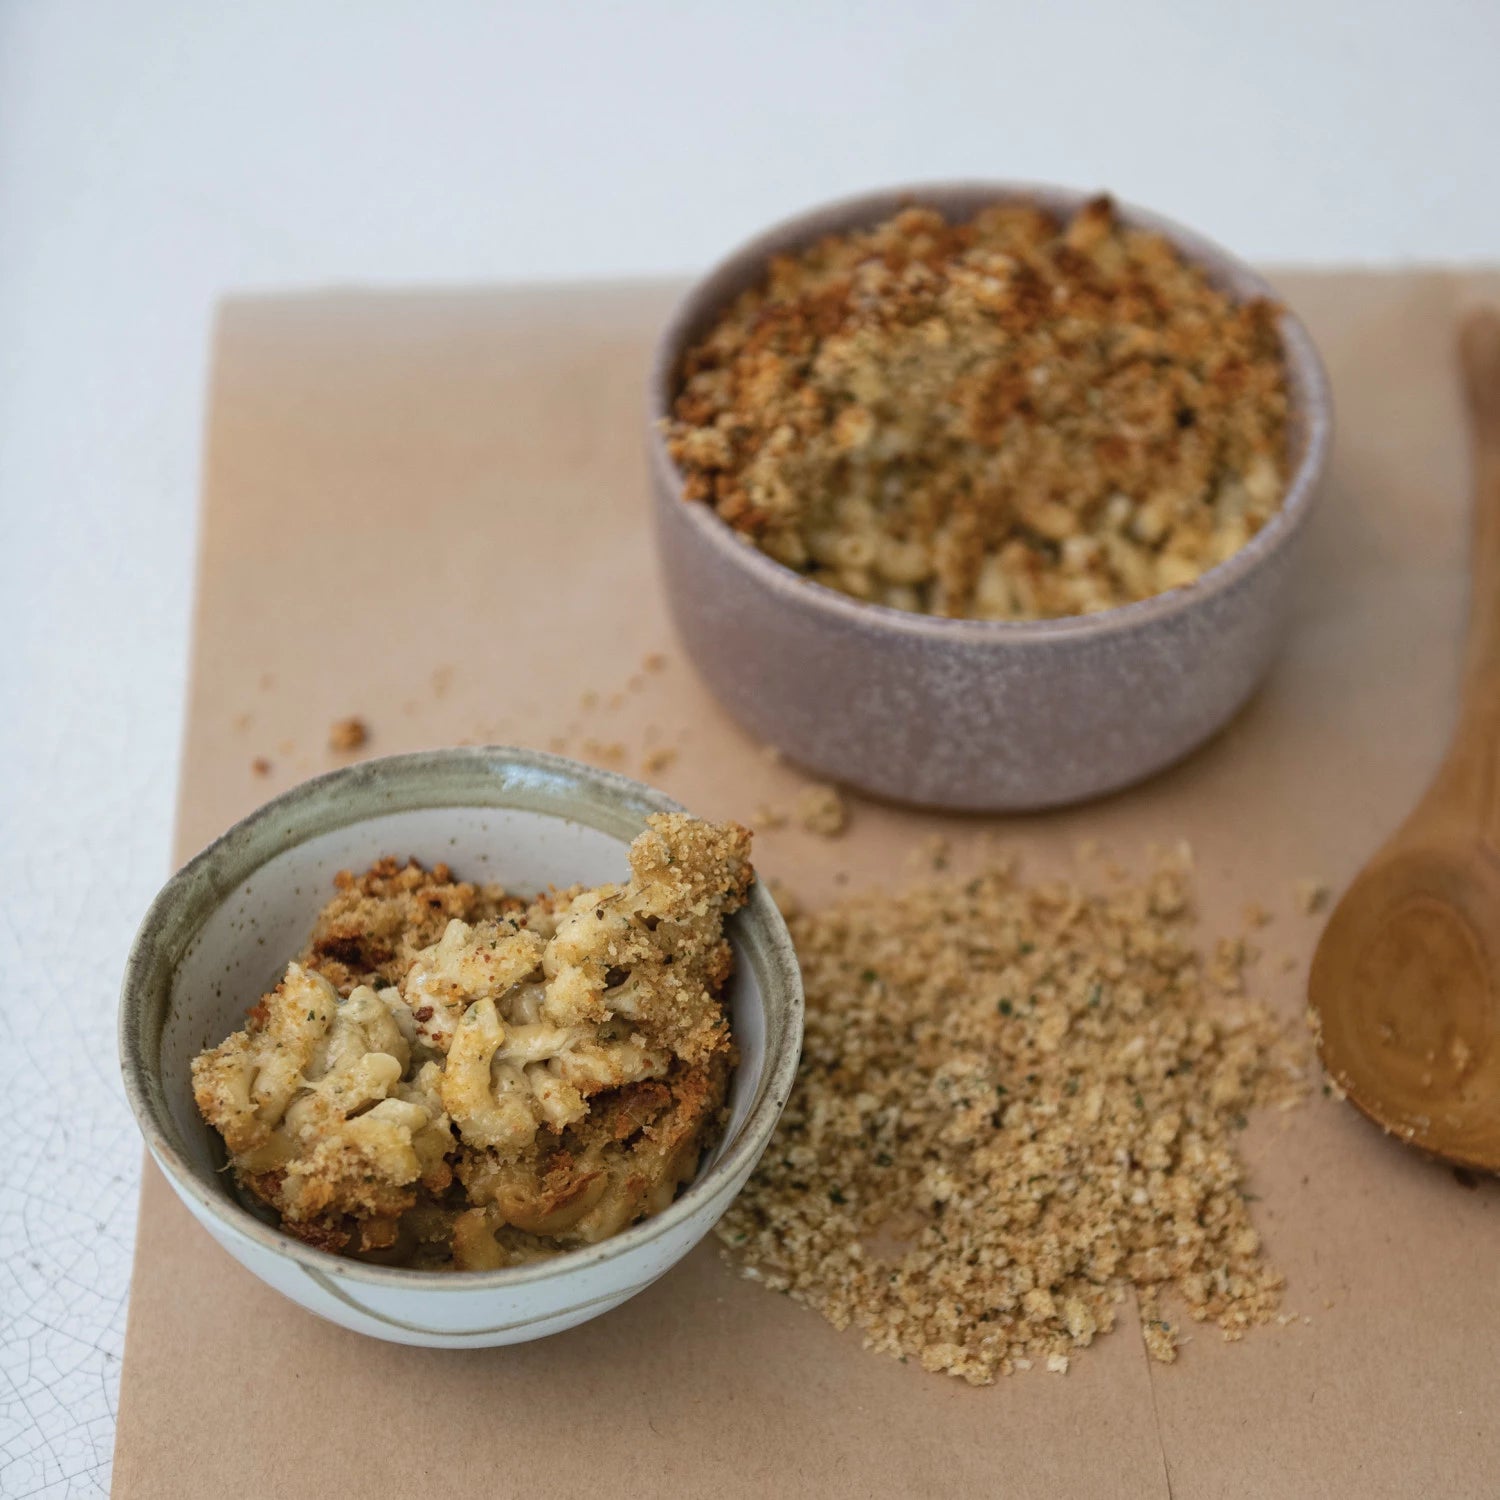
[647,180,1333,643]
[118,746,804,1291]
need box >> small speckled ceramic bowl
[648,182,1333,810]
[118,748,802,1347]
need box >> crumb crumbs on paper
[643,651,668,672]
[1293,878,1330,915]
[795,783,848,837]
[251,756,272,778]
[717,846,1308,1384]
[329,716,369,753]
[581,737,626,768]
[907,834,951,872]
[641,747,678,777]
[754,803,789,831]
[1243,902,1272,929]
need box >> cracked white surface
[1,3,1497,1495]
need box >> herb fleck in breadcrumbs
[795,783,848,837]
[717,851,1306,1383]
[668,197,1288,621]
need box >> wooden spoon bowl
[1310,308,1500,1170]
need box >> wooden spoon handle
[1453,308,1500,842]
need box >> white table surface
[2,2,1498,1494]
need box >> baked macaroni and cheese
[191,814,752,1269]
[667,196,1290,620]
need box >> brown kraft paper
[114,270,1500,1498]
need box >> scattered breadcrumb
[233,712,252,733]
[581,738,626,767]
[643,652,668,673]
[668,197,1288,621]
[1293,878,1330,915]
[754,803,789,832]
[329,717,369,753]
[1243,902,1272,930]
[795,783,848,837]
[580,690,600,710]
[1210,936,1253,994]
[251,757,272,777]
[717,850,1307,1384]
[641,747,679,777]
[907,834,951,872]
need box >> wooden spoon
[1310,307,1500,1171]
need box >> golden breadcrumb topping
[668,197,1289,620]
[192,814,752,1268]
[716,848,1306,1382]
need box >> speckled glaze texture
[118,748,803,1346]
[648,182,1333,810]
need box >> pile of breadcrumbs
[717,851,1306,1382]
[668,197,1288,620]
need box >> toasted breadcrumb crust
[716,850,1306,1383]
[192,815,752,1268]
[668,197,1289,620]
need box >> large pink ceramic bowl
[647,182,1332,812]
